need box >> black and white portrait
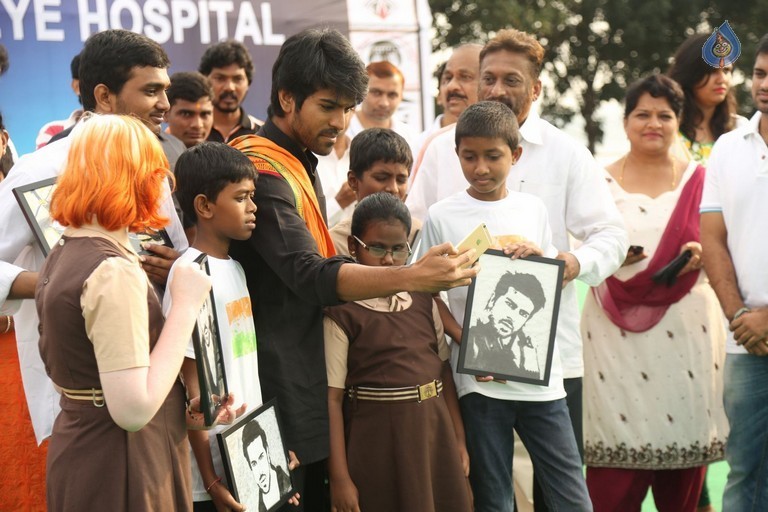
[191,253,227,425]
[458,251,563,386]
[218,401,293,512]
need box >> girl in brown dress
[324,193,472,512]
[35,115,212,511]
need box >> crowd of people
[0,21,766,512]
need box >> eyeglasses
[353,236,412,260]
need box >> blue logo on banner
[702,21,741,68]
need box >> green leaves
[429,0,764,152]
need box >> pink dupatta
[592,165,705,333]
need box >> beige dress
[582,163,728,469]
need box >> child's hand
[185,393,247,430]
[168,261,211,313]
[212,393,248,426]
[284,450,301,506]
[288,450,301,470]
[207,480,243,512]
[287,491,301,507]
[331,477,361,512]
[502,241,543,260]
[185,396,206,429]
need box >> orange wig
[51,114,172,232]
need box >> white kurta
[582,162,729,469]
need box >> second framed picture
[191,253,228,426]
[217,399,294,512]
[458,250,564,386]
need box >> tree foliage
[429,0,768,152]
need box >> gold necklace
[619,154,678,188]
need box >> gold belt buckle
[92,389,105,408]
[417,380,438,403]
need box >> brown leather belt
[347,380,442,403]
[60,387,105,407]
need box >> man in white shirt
[0,29,187,444]
[413,44,482,159]
[407,29,627,510]
[347,61,418,152]
[700,34,768,511]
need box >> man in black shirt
[199,40,261,143]
[229,28,478,511]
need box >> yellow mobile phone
[455,223,493,268]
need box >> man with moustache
[407,29,626,512]
[414,44,482,158]
[228,28,479,511]
[700,33,768,511]
[0,29,187,448]
[199,40,261,143]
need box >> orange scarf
[229,135,336,257]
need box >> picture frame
[12,177,173,257]
[457,250,564,386]
[217,399,294,512]
[191,253,228,426]
[13,177,62,256]
[130,229,174,256]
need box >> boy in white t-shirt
[165,142,296,511]
[419,102,592,511]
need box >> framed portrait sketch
[191,253,228,426]
[13,177,173,256]
[458,250,564,386]
[217,399,294,512]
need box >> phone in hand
[455,223,493,269]
[628,245,644,256]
